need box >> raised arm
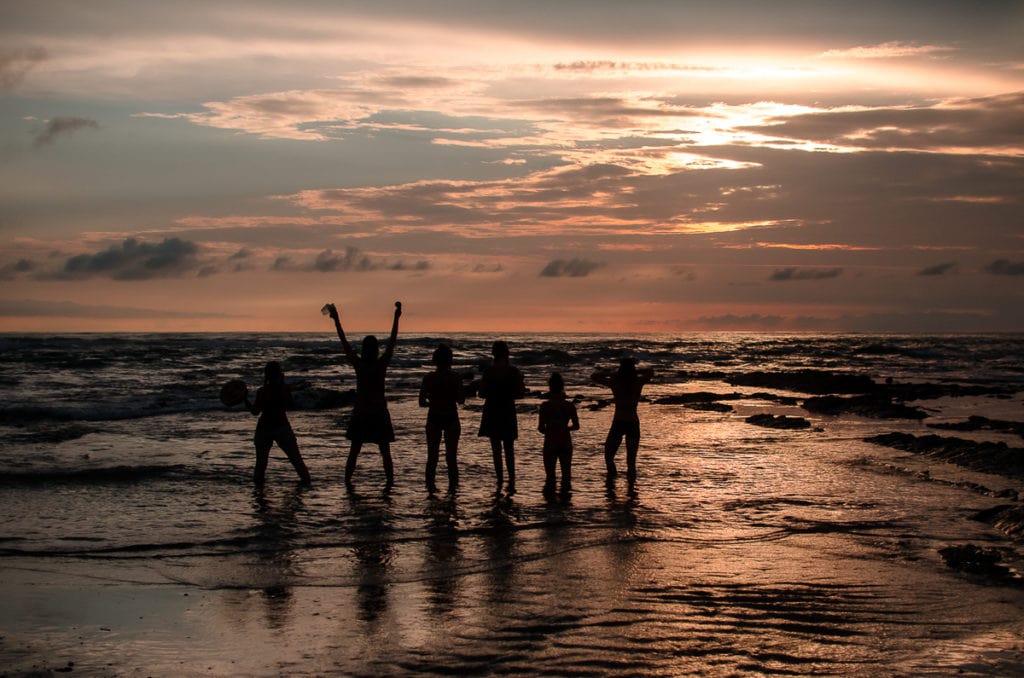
[381,301,402,364]
[327,304,358,365]
[591,369,615,387]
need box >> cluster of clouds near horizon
[1,0,1022,332]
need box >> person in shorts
[591,358,654,484]
[246,361,312,486]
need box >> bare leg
[560,446,573,494]
[345,440,362,488]
[542,444,557,495]
[625,432,640,481]
[278,438,312,484]
[444,426,460,491]
[504,439,516,494]
[254,444,271,486]
[604,429,621,477]
[426,428,441,492]
[379,442,394,486]
[490,437,504,491]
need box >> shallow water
[2,333,1024,675]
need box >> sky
[1,0,1022,333]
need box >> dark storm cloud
[986,259,1024,276]
[0,46,46,90]
[769,267,843,281]
[539,258,605,278]
[33,116,99,148]
[918,262,958,276]
[53,237,201,280]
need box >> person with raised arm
[478,340,526,495]
[325,301,402,489]
[419,343,464,494]
[591,357,654,484]
[245,361,312,486]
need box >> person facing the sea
[326,301,402,489]
[592,357,654,483]
[478,340,526,495]
[419,343,464,493]
[537,372,579,497]
[245,361,312,486]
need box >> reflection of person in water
[245,361,312,485]
[478,340,526,495]
[419,343,464,493]
[537,372,579,497]
[327,301,402,488]
[591,358,654,483]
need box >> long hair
[264,361,285,387]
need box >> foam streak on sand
[1,333,1024,674]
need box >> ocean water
[2,333,1024,675]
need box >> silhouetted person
[419,343,464,493]
[245,361,312,485]
[478,340,525,495]
[327,301,402,489]
[537,372,579,497]
[592,358,654,483]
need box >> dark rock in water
[686,402,734,413]
[929,415,1024,438]
[516,348,575,366]
[973,504,1024,540]
[653,391,744,405]
[803,395,928,420]
[726,370,877,395]
[938,544,1019,584]
[745,413,811,429]
[750,392,801,406]
[865,432,1024,478]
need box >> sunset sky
[2,0,1022,333]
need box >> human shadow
[250,482,309,630]
[423,493,463,617]
[346,489,395,624]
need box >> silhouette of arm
[246,388,264,416]
[569,403,580,431]
[537,403,547,434]
[328,305,358,365]
[514,368,526,399]
[382,302,401,365]
[419,375,430,408]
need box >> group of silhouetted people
[242,302,653,496]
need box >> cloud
[743,92,1024,153]
[54,237,201,280]
[0,47,47,90]
[986,259,1024,276]
[539,258,605,278]
[818,42,954,60]
[272,246,429,273]
[769,267,843,281]
[0,299,233,319]
[33,116,99,148]
[918,262,958,276]
[0,258,35,280]
[697,313,786,329]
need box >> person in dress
[478,340,526,495]
[419,343,464,493]
[537,372,579,497]
[246,361,312,486]
[326,301,402,489]
[591,358,654,484]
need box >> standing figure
[419,343,464,493]
[537,372,579,497]
[478,340,526,495]
[246,361,312,486]
[591,358,654,483]
[327,301,402,489]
